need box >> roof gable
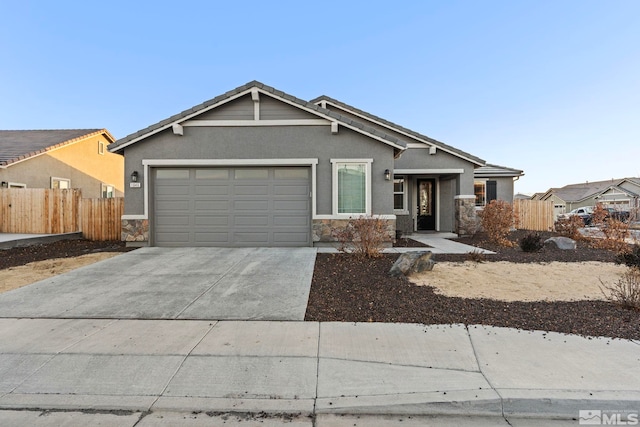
[541,177,640,203]
[311,95,486,166]
[109,81,407,154]
[0,129,114,167]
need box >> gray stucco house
[108,81,523,247]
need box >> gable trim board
[311,96,485,166]
[109,82,407,155]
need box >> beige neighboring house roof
[0,129,115,167]
[539,178,640,203]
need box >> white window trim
[6,182,26,188]
[474,179,487,208]
[101,183,115,198]
[51,177,71,189]
[330,159,372,216]
[123,158,319,221]
[393,175,409,215]
[98,141,105,155]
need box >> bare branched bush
[333,216,390,259]
[591,203,608,227]
[466,249,486,263]
[478,200,517,247]
[591,218,631,253]
[599,267,640,311]
[554,216,584,240]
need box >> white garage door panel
[153,167,311,247]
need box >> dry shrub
[466,249,486,263]
[617,244,640,269]
[591,218,631,253]
[591,203,608,226]
[333,215,389,259]
[478,200,517,247]
[519,232,544,253]
[554,216,584,240]
[599,267,640,311]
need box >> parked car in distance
[559,206,631,226]
[604,207,630,222]
[559,206,594,225]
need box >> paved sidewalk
[0,320,637,422]
[317,233,495,255]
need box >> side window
[51,177,71,189]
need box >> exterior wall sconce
[1,182,7,188]
[384,169,391,181]
[131,171,139,182]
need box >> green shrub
[519,232,544,253]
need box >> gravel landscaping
[305,231,640,340]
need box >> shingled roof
[108,81,407,154]
[546,178,640,203]
[0,129,114,167]
[475,163,524,178]
[310,95,486,166]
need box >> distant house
[0,129,124,198]
[533,178,640,219]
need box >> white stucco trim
[127,158,319,220]
[330,159,373,217]
[454,195,476,199]
[314,214,397,220]
[182,119,330,127]
[395,168,464,175]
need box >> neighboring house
[534,178,640,220]
[0,129,124,198]
[108,81,523,247]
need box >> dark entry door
[417,179,436,230]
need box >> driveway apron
[0,247,316,321]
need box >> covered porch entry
[393,170,465,235]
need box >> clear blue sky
[1,1,638,195]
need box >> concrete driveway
[0,247,316,321]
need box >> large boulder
[544,236,577,250]
[390,251,435,277]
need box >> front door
[417,179,436,230]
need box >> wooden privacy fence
[0,189,123,241]
[514,199,554,232]
[81,197,124,241]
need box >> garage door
[153,167,311,247]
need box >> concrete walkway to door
[0,247,316,321]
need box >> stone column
[454,195,478,236]
[121,219,149,247]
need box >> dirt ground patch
[410,261,627,302]
[0,253,121,293]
